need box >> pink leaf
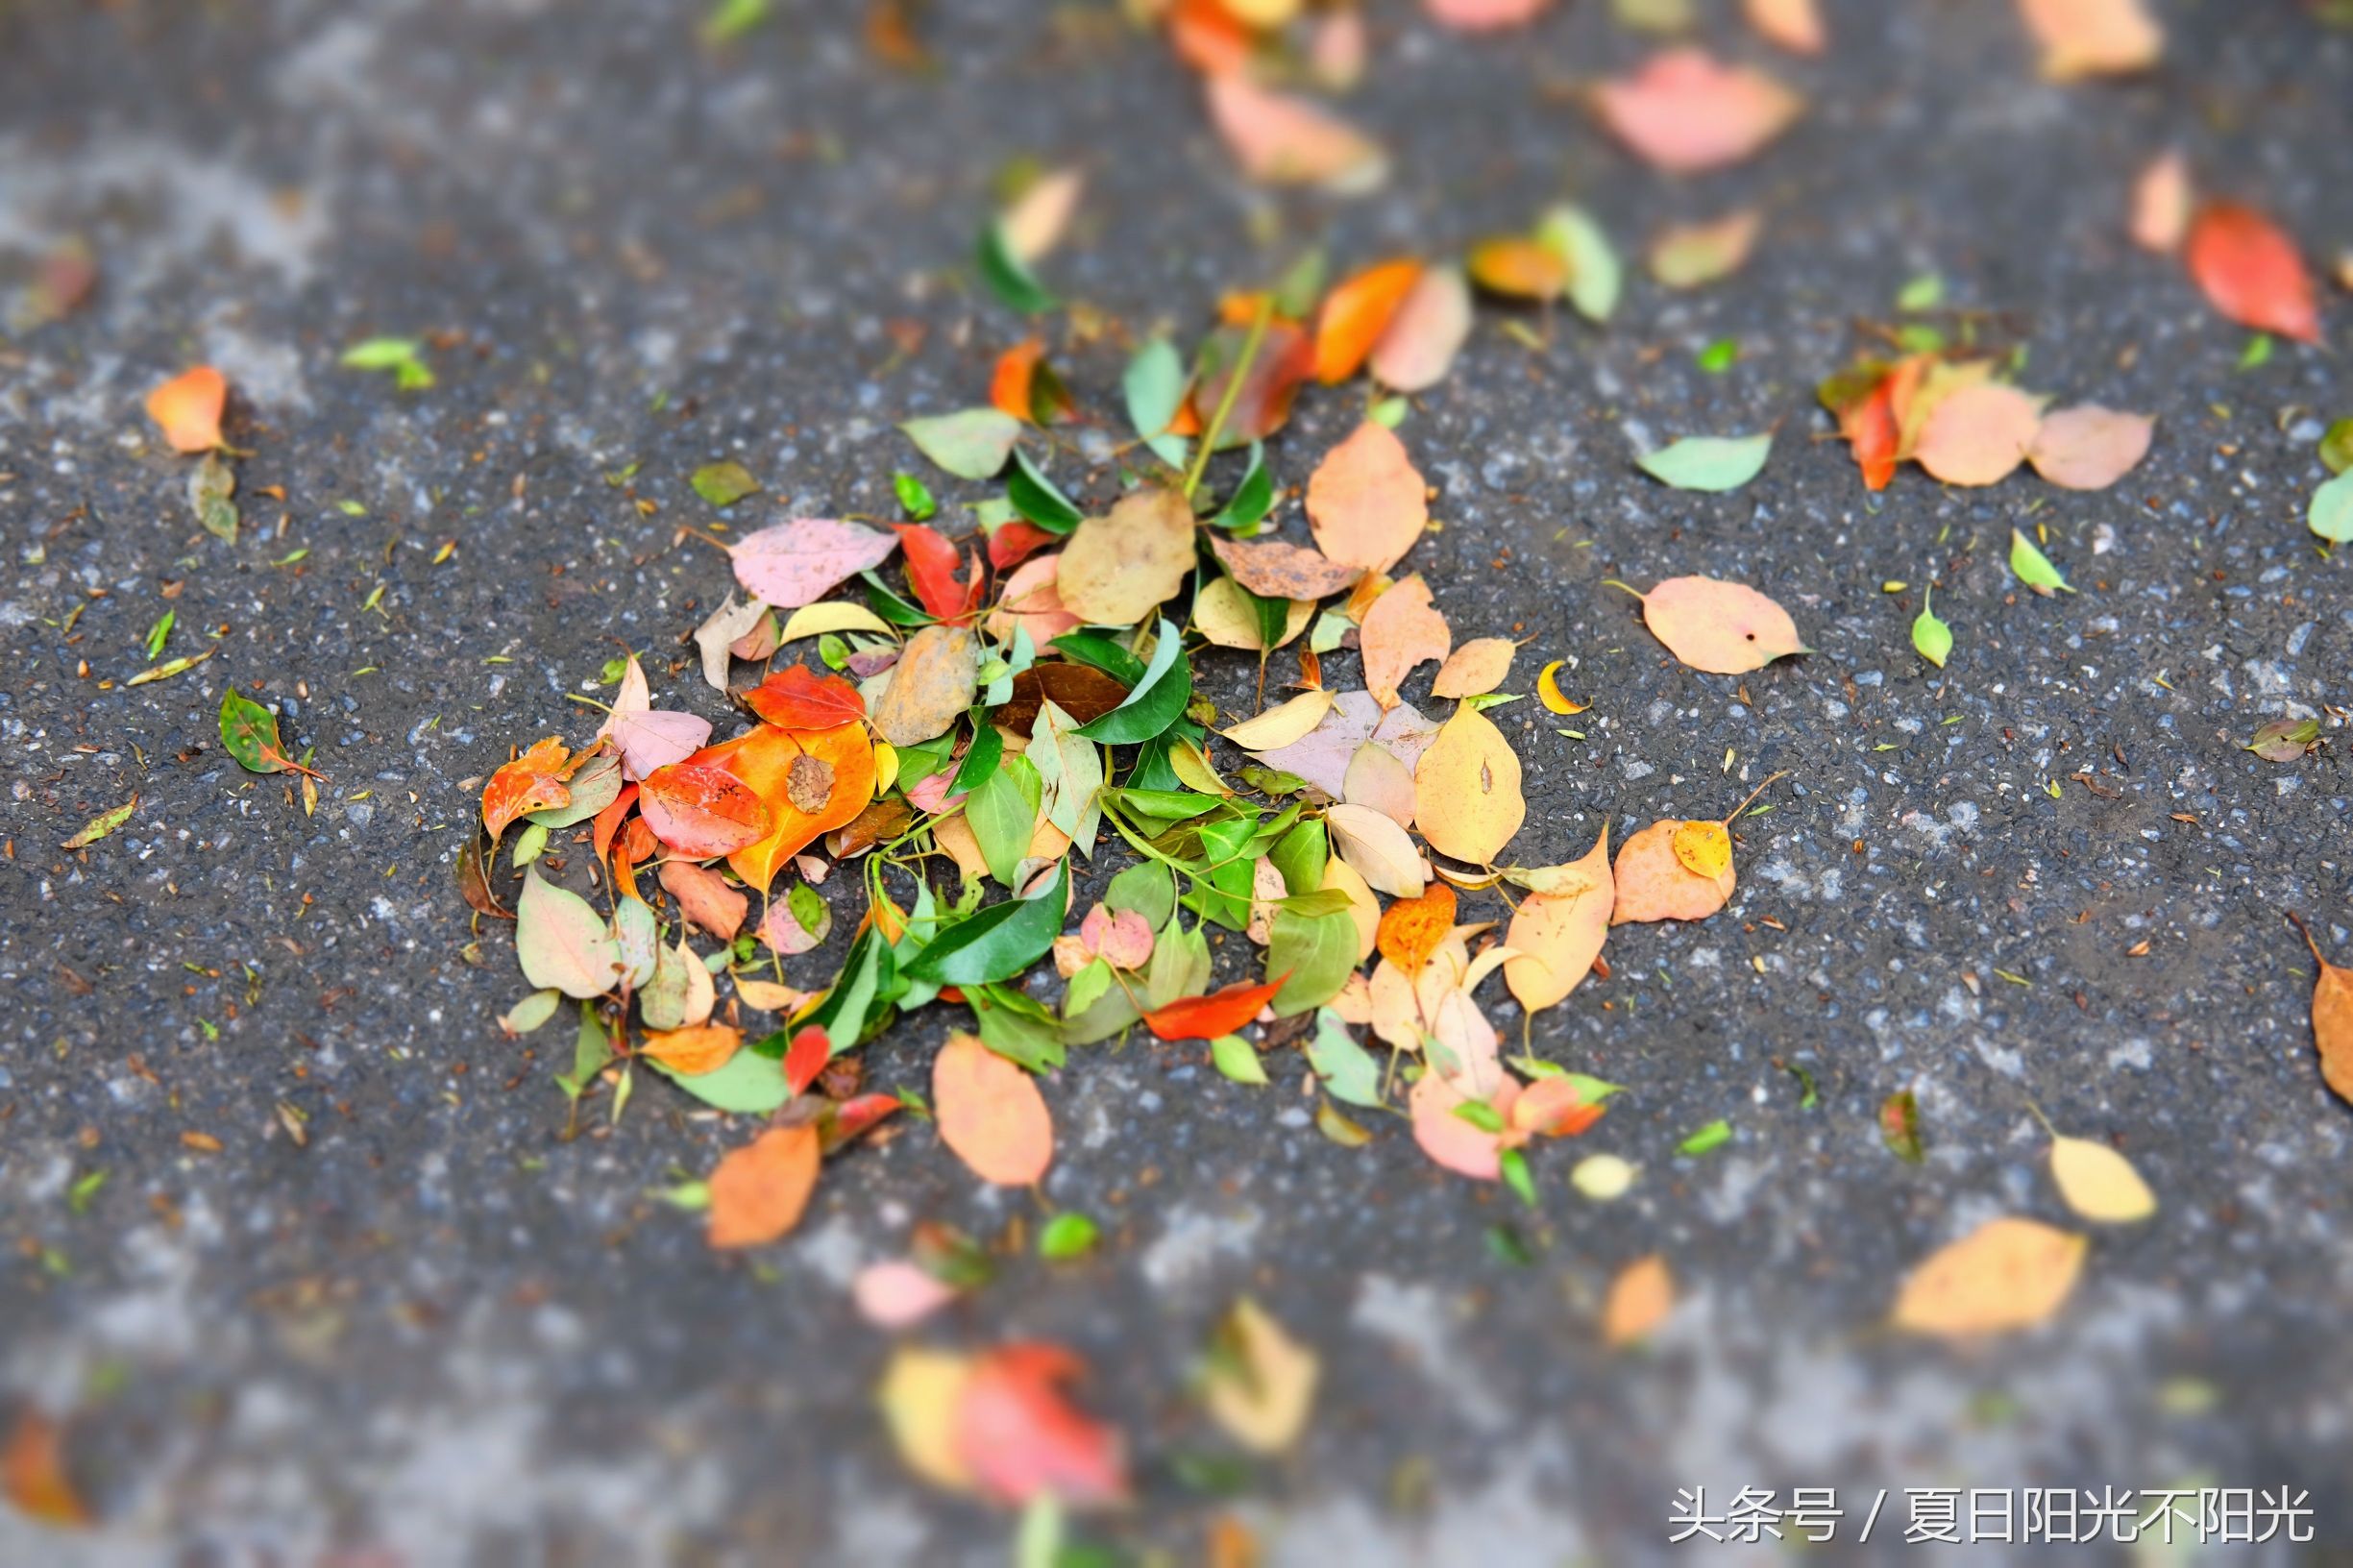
[1367,263,1472,394]
[1205,75,1385,192]
[1593,48,1803,173]
[2027,406,2155,491]
[730,519,899,609]
[1914,383,2047,488]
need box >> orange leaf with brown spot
[706,1123,821,1249]
[144,366,227,453]
[1143,976,1287,1042]
[1375,881,1457,977]
[703,722,877,892]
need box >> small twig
[1183,295,1275,503]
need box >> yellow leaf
[1194,575,1312,650]
[1891,1216,2086,1337]
[1670,819,1731,878]
[777,600,895,641]
[876,1347,977,1494]
[1535,659,1588,715]
[1411,705,1525,865]
[1203,1298,1320,1455]
[1505,826,1612,1013]
[2049,1137,2156,1223]
[1221,690,1334,751]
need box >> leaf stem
[1183,295,1275,503]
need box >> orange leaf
[744,664,868,729]
[144,365,227,453]
[1143,976,1287,1041]
[3,1409,89,1528]
[1504,827,1613,1013]
[639,1023,743,1075]
[1313,257,1422,383]
[1368,262,1472,394]
[2017,0,2162,81]
[1913,383,2047,487]
[1602,1255,1675,1346]
[2186,201,2319,344]
[1611,818,1734,925]
[953,1344,1129,1508]
[2129,149,2191,255]
[481,736,576,839]
[1466,236,1568,300]
[638,759,774,859]
[703,721,877,891]
[706,1123,821,1249]
[934,1031,1053,1186]
[1635,576,1807,674]
[1359,575,1450,708]
[2294,919,2353,1106]
[1169,0,1255,76]
[1306,421,1428,575]
[784,1023,832,1096]
[1204,74,1385,191]
[1375,881,1457,977]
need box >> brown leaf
[1000,662,1132,733]
[1306,422,1428,575]
[1891,1216,2086,1336]
[870,623,979,747]
[1211,533,1362,601]
[707,1123,821,1249]
[1056,486,1197,626]
[1360,574,1450,709]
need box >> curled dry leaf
[659,858,748,941]
[1056,486,1196,626]
[2018,0,2162,80]
[2130,149,2192,254]
[1612,819,1734,925]
[2027,405,2154,491]
[1203,1298,1320,1456]
[1649,209,1763,290]
[2294,919,2353,1107]
[1360,575,1451,709]
[1744,0,1824,54]
[730,518,898,609]
[1412,705,1525,866]
[1306,421,1428,576]
[1211,533,1362,601]
[1205,73,1385,193]
[1222,690,1335,752]
[694,593,770,691]
[1602,1254,1675,1347]
[1891,1216,2086,1337]
[145,365,228,453]
[1914,383,2047,487]
[1430,636,1516,699]
[1314,258,1422,384]
[1325,801,1429,897]
[870,624,980,747]
[1368,263,1473,393]
[707,1123,822,1249]
[1593,49,1802,173]
[2186,202,2319,344]
[934,1031,1053,1186]
[2048,1135,2156,1223]
[1505,826,1612,1013]
[1635,576,1806,674]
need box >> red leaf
[1142,975,1288,1042]
[1840,378,1900,491]
[592,781,638,861]
[745,665,867,730]
[2186,201,2319,343]
[481,736,576,839]
[821,1091,903,1154]
[637,760,773,858]
[988,520,1058,572]
[953,1344,1128,1508]
[894,524,986,625]
[784,1024,832,1095]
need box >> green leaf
[903,858,1069,986]
[1212,443,1274,529]
[499,989,563,1036]
[2245,717,2320,761]
[1063,958,1115,1018]
[1879,1089,1924,1164]
[188,452,238,542]
[1912,584,1953,669]
[1267,818,1327,896]
[1006,448,1084,534]
[951,715,1005,793]
[860,571,933,626]
[1104,860,1176,929]
[2310,469,2353,543]
[1073,619,1190,745]
[690,460,760,508]
[219,688,296,774]
[1696,338,1739,373]
[1271,249,1328,319]
[972,984,1067,1072]
[1452,1099,1506,1134]
[1038,1212,1100,1261]
[1896,272,1945,312]
[527,750,621,829]
[977,219,1056,315]
[787,881,827,939]
[1305,1009,1384,1108]
[965,756,1042,886]
[143,611,174,660]
[1210,1033,1269,1086]
[899,407,1021,481]
[2319,418,2353,477]
[1538,204,1621,324]
[2008,527,2075,596]
[1122,337,1189,471]
[893,471,937,521]
[1050,630,1145,687]
[1499,1147,1537,1209]
[803,922,902,1052]
[556,1004,615,1100]
[340,336,424,370]
[1678,1118,1732,1157]
[2238,332,2274,371]
[61,796,137,850]
[1635,431,1772,493]
[1365,397,1408,429]
[701,0,769,42]
[653,1043,792,1114]
[1265,907,1358,1017]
